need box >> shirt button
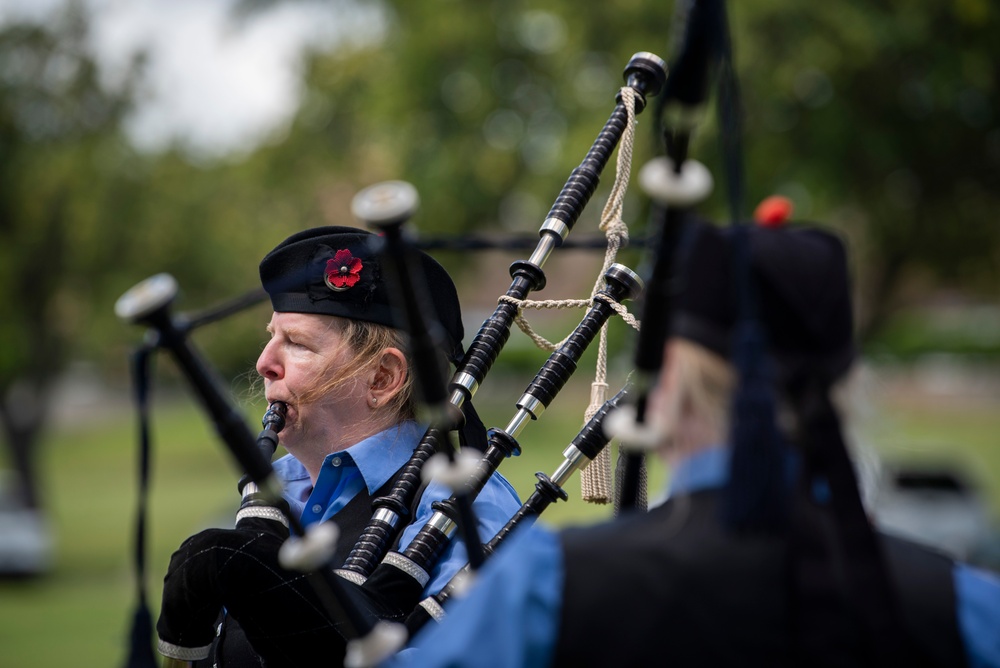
[331,457,342,467]
[311,504,323,514]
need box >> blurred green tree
[731,1,999,337]
[0,4,289,518]
[259,0,998,338]
[0,6,146,511]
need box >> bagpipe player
[388,218,1000,667]
[155,226,522,667]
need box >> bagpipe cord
[495,86,643,505]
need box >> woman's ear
[369,347,407,407]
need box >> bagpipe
[116,49,668,668]
[403,383,632,635]
[116,0,919,663]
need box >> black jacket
[555,489,965,667]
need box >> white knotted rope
[499,86,641,504]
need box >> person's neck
[662,412,724,470]
[295,416,400,484]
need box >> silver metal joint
[504,407,536,439]
[371,508,400,527]
[552,445,589,486]
[538,217,570,240]
[448,387,469,408]
[516,394,545,419]
[451,373,479,398]
[426,512,457,537]
[528,225,564,267]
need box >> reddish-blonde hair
[297,316,416,423]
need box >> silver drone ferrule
[551,444,590,487]
[371,507,401,528]
[516,393,545,421]
[528,222,568,267]
[450,376,477,401]
[425,511,457,537]
[504,407,535,440]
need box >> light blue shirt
[392,446,1000,668]
[272,421,522,595]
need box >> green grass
[0,395,240,668]
[0,368,997,667]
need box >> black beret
[259,226,466,365]
[672,220,855,385]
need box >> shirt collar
[334,421,426,495]
[667,446,730,497]
[665,444,802,500]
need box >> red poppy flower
[324,249,363,291]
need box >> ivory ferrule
[236,506,289,528]
[419,596,448,622]
[157,639,211,665]
[383,552,431,588]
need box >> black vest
[554,489,965,668]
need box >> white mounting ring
[603,405,664,451]
[638,156,714,208]
[277,521,340,572]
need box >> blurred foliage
[249,0,1000,335]
[0,6,143,507]
[730,0,1000,336]
[1,0,998,505]
[865,302,1000,361]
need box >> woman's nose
[256,340,282,380]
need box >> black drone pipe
[616,177,694,511]
[358,264,642,626]
[182,287,269,331]
[485,384,631,553]
[391,264,641,576]
[115,275,277,493]
[413,235,650,252]
[337,51,667,583]
[449,52,664,411]
[404,383,632,638]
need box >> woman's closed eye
[288,339,311,351]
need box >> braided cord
[495,86,641,504]
[579,86,638,502]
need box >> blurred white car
[0,472,53,577]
